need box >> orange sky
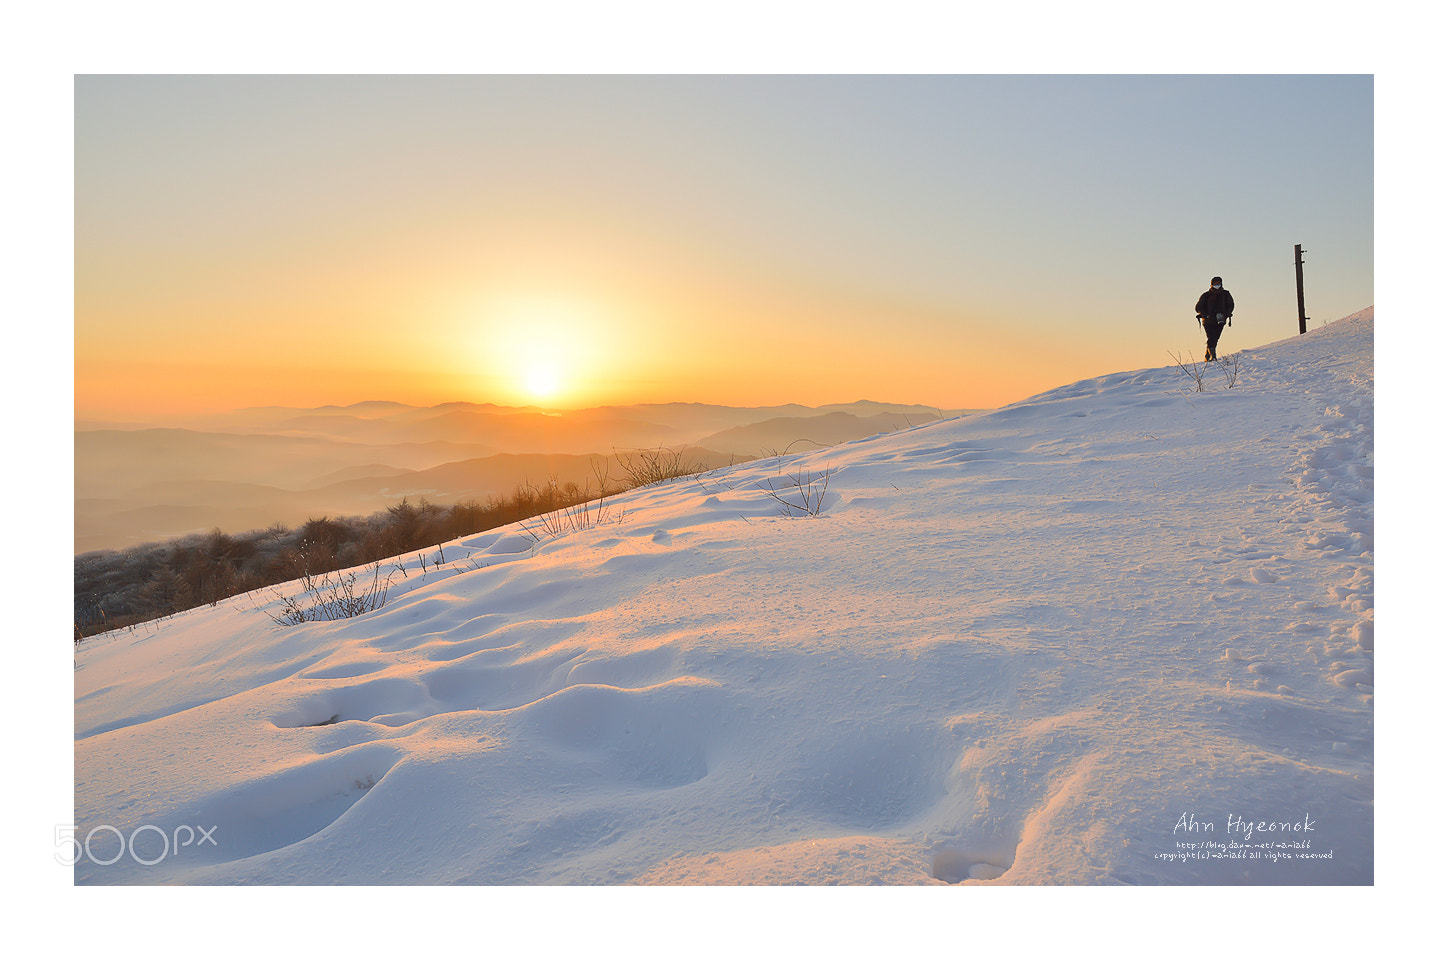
[75,75,1373,421]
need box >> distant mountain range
[75,400,979,553]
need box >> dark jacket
[1196,286,1235,321]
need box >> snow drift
[74,310,1373,884]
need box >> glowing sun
[521,359,563,401]
[478,295,612,406]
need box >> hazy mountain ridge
[696,410,937,454]
[75,428,499,497]
[75,401,981,553]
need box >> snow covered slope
[73,311,1373,885]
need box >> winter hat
[1211,276,1223,285]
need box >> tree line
[74,481,604,640]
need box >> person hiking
[1195,276,1234,361]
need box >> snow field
[74,310,1373,885]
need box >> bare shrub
[518,473,622,545]
[1221,353,1243,388]
[521,495,621,544]
[756,466,835,517]
[614,445,704,488]
[589,456,624,497]
[1170,351,1208,392]
[261,562,394,626]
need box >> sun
[474,295,615,406]
[521,359,563,401]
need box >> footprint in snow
[931,847,1008,883]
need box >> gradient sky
[74,74,1373,420]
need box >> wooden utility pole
[1294,243,1308,334]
